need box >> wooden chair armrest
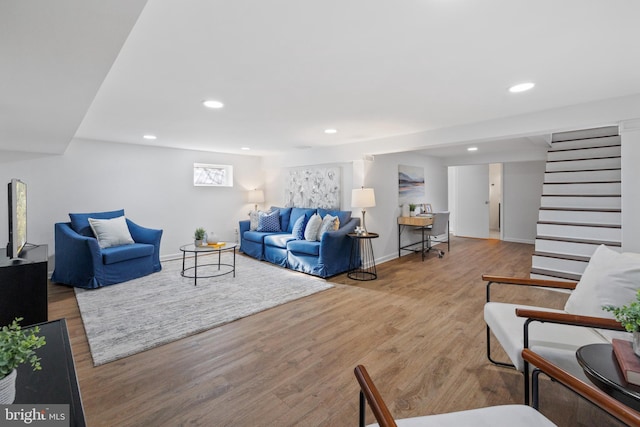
[522,349,640,426]
[515,308,624,331]
[354,365,397,427]
[483,274,577,303]
[483,274,577,290]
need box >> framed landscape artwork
[398,165,425,204]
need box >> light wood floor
[48,237,623,426]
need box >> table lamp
[248,189,264,211]
[351,187,376,233]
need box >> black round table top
[576,343,640,411]
[347,232,379,239]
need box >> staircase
[530,126,622,281]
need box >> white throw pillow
[249,210,262,231]
[564,245,640,321]
[88,216,135,248]
[304,214,322,241]
[317,214,339,240]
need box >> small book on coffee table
[612,339,640,386]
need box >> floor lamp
[351,187,376,233]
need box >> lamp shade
[247,189,265,204]
[352,188,376,208]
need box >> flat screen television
[7,179,27,259]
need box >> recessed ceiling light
[143,135,157,140]
[467,147,478,152]
[203,100,224,109]
[241,147,250,151]
[324,128,337,134]
[509,82,535,93]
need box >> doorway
[448,163,502,240]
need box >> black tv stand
[0,244,48,326]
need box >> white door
[455,164,490,238]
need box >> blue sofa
[51,209,162,289]
[239,207,359,278]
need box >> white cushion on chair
[484,302,608,372]
[368,405,556,427]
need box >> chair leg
[486,325,515,368]
[532,368,541,410]
[359,390,366,427]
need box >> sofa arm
[483,274,577,303]
[319,217,360,261]
[239,219,250,235]
[52,222,104,286]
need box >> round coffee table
[179,243,237,286]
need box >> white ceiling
[4,1,640,158]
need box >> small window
[193,163,233,187]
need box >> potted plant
[604,290,640,356]
[409,203,417,217]
[0,317,46,404]
[194,227,206,247]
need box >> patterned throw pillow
[257,209,281,232]
[317,214,339,240]
[291,215,307,240]
[304,214,323,241]
[249,210,262,231]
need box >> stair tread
[547,156,621,163]
[543,181,621,185]
[533,251,590,262]
[536,235,621,246]
[537,220,621,229]
[542,194,621,197]
[530,268,582,282]
[548,143,621,153]
[539,207,621,212]
[545,168,621,173]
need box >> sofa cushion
[565,245,640,320]
[291,215,307,240]
[102,243,154,265]
[318,214,339,240]
[288,208,316,232]
[287,240,320,256]
[304,213,322,241]
[70,209,125,237]
[88,216,135,248]
[243,230,272,243]
[264,233,295,249]
[318,209,351,229]
[257,209,281,232]
[270,206,293,232]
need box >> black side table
[576,343,640,411]
[347,232,379,281]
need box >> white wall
[0,138,263,266]
[502,161,545,244]
[621,119,640,252]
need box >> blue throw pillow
[291,215,307,240]
[257,209,281,232]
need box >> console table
[14,319,86,426]
[0,244,48,326]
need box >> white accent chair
[484,244,640,404]
[354,349,640,427]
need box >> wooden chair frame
[484,274,625,404]
[355,350,640,427]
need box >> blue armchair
[51,209,162,289]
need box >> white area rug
[74,254,333,366]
